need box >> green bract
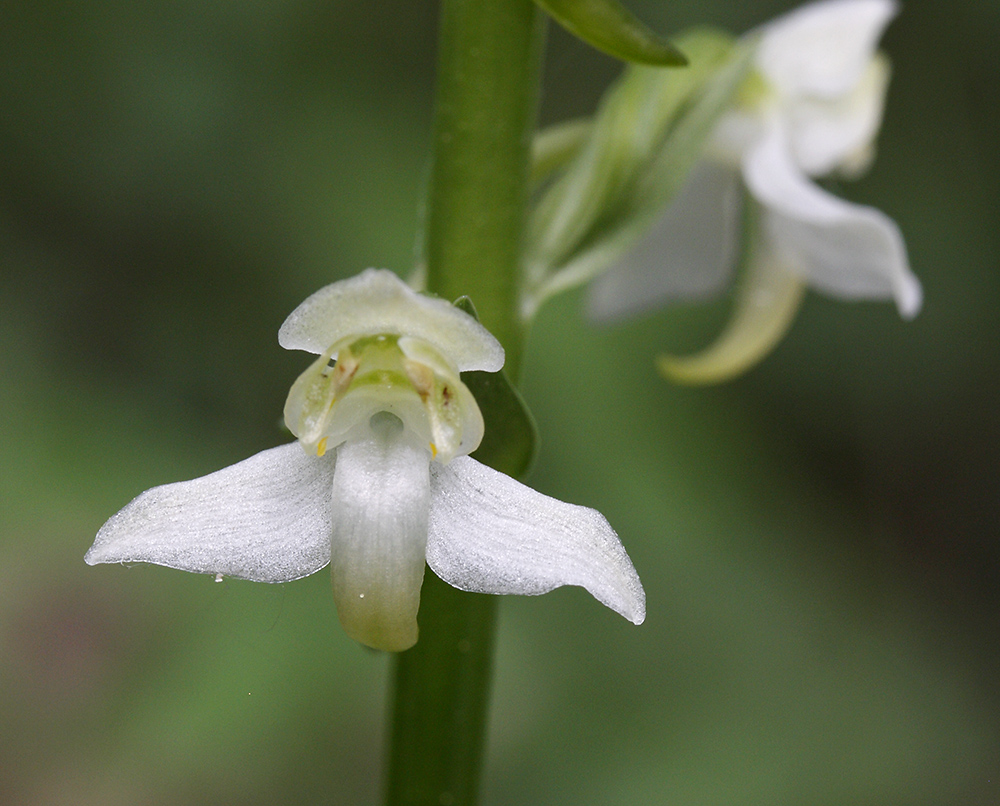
[523,28,752,317]
[533,0,687,66]
[454,296,538,479]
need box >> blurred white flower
[589,0,922,383]
[86,269,644,651]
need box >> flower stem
[385,1,545,804]
[421,0,545,382]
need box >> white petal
[757,0,897,99]
[425,457,645,625]
[398,336,486,462]
[787,55,891,176]
[278,268,504,372]
[709,109,766,165]
[587,161,742,321]
[744,132,922,317]
[85,443,334,582]
[329,415,431,652]
[659,228,806,384]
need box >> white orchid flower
[589,0,923,383]
[86,269,644,651]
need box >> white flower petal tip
[895,269,923,320]
[85,444,335,582]
[758,0,899,97]
[426,457,646,626]
[277,268,504,373]
[658,238,807,385]
[745,133,922,320]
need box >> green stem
[385,1,545,805]
[384,572,499,806]
[421,0,545,381]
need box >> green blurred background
[2,1,997,803]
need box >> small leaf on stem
[533,0,687,66]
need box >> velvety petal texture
[278,268,504,372]
[88,268,646,651]
[426,457,646,625]
[86,443,334,582]
[328,415,431,652]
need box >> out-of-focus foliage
[1,1,998,804]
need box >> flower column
[386,1,545,804]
